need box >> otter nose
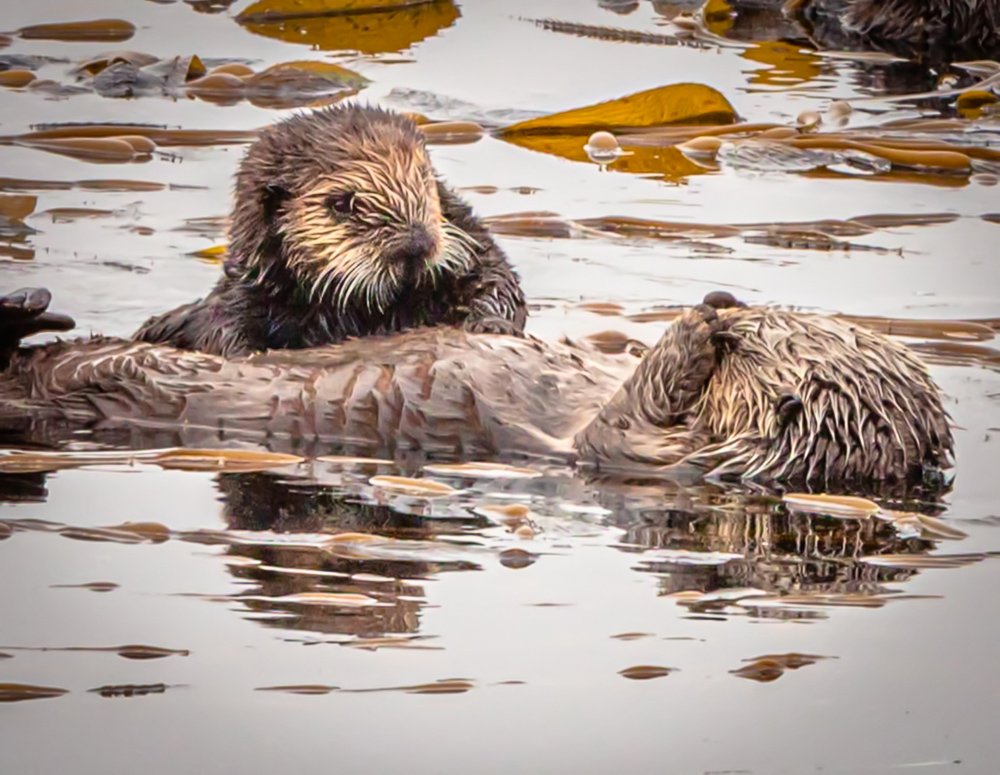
[391,225,437,266]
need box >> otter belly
[0,311,953,486]
[1,328,624,461]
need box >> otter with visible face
[134,106,527,356]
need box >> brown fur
[2,292,953,488]
[790,0,1000,61]
[133,106,526,356]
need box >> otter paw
[0,287,76,345]
[692,303,739,353]
[702,290,746,309]
[463,315,522,336]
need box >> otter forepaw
[0,287,76,346]
[463,315,523,337]
[702,290,746,309]
[692,303,739,353]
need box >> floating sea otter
[0,288,953,487]
[785,0,1000,62]
[134,105,527,356]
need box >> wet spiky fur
[134,105,526,356]
[4,292,953,488]
[576,305,953,486]
[791,0,1000,61]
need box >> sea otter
[133,106,527,356]
[785,0,1000,62]
[0,288,953,487]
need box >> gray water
[1,1,999,773]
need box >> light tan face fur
[275,133,476,313]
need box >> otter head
[227,105,476,311]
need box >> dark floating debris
[89,683,171,698]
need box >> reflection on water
[1,0,999,772]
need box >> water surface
[1,1,998,773]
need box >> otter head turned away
[134,106,527,357]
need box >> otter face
[228,107,478,313]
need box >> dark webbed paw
[463,314,523,336]
[0,287,76,357]
[702,290,746,310]
[691,302,739,353]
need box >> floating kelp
[619,665,674,680]
[422,461,541,479]
[729,657,811,682]
[502,83,737,136]
[51,581,119,592]
[0,683,69,702]
[59,522,170,544]
[237,0,460,54]
[15,19,136,42]
[783,493,880,519]
[369,475,457,497]
[0,70,36,88]
[342,678,475,694]
[0,447,303,473]
[0,644,189,659]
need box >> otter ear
[261,184,289,220]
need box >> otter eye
[326,192,356,217]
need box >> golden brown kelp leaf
[270,592,382,607]
[184,73,245,105]
[783,493,879,519]
[58,522,170,544]
[238,0,459,54]
[730,659,786,682]
[502,135,710,180]
[244,61,367,109]
[422,462,540,479]
[833,315,995,342]
[419,121,484,144]
[238,0,438,21]
[5,124,256,147]
[51,582,119,592]
[861,553,984,569]
[0,194,37,222]
[502,83,736,136]
[619,665,673,680]
[152,448,304,472]
[344,679,474,694]
[14,137,143,163]
[610,632,655,641]
[0,645,188,659]
[17,19,136,42]
[189,244,227,261]
[0,683,68,702]
[741,41,824,89]
[0,70,36,88]
[369,475,456,496]
[256,684,338,694]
